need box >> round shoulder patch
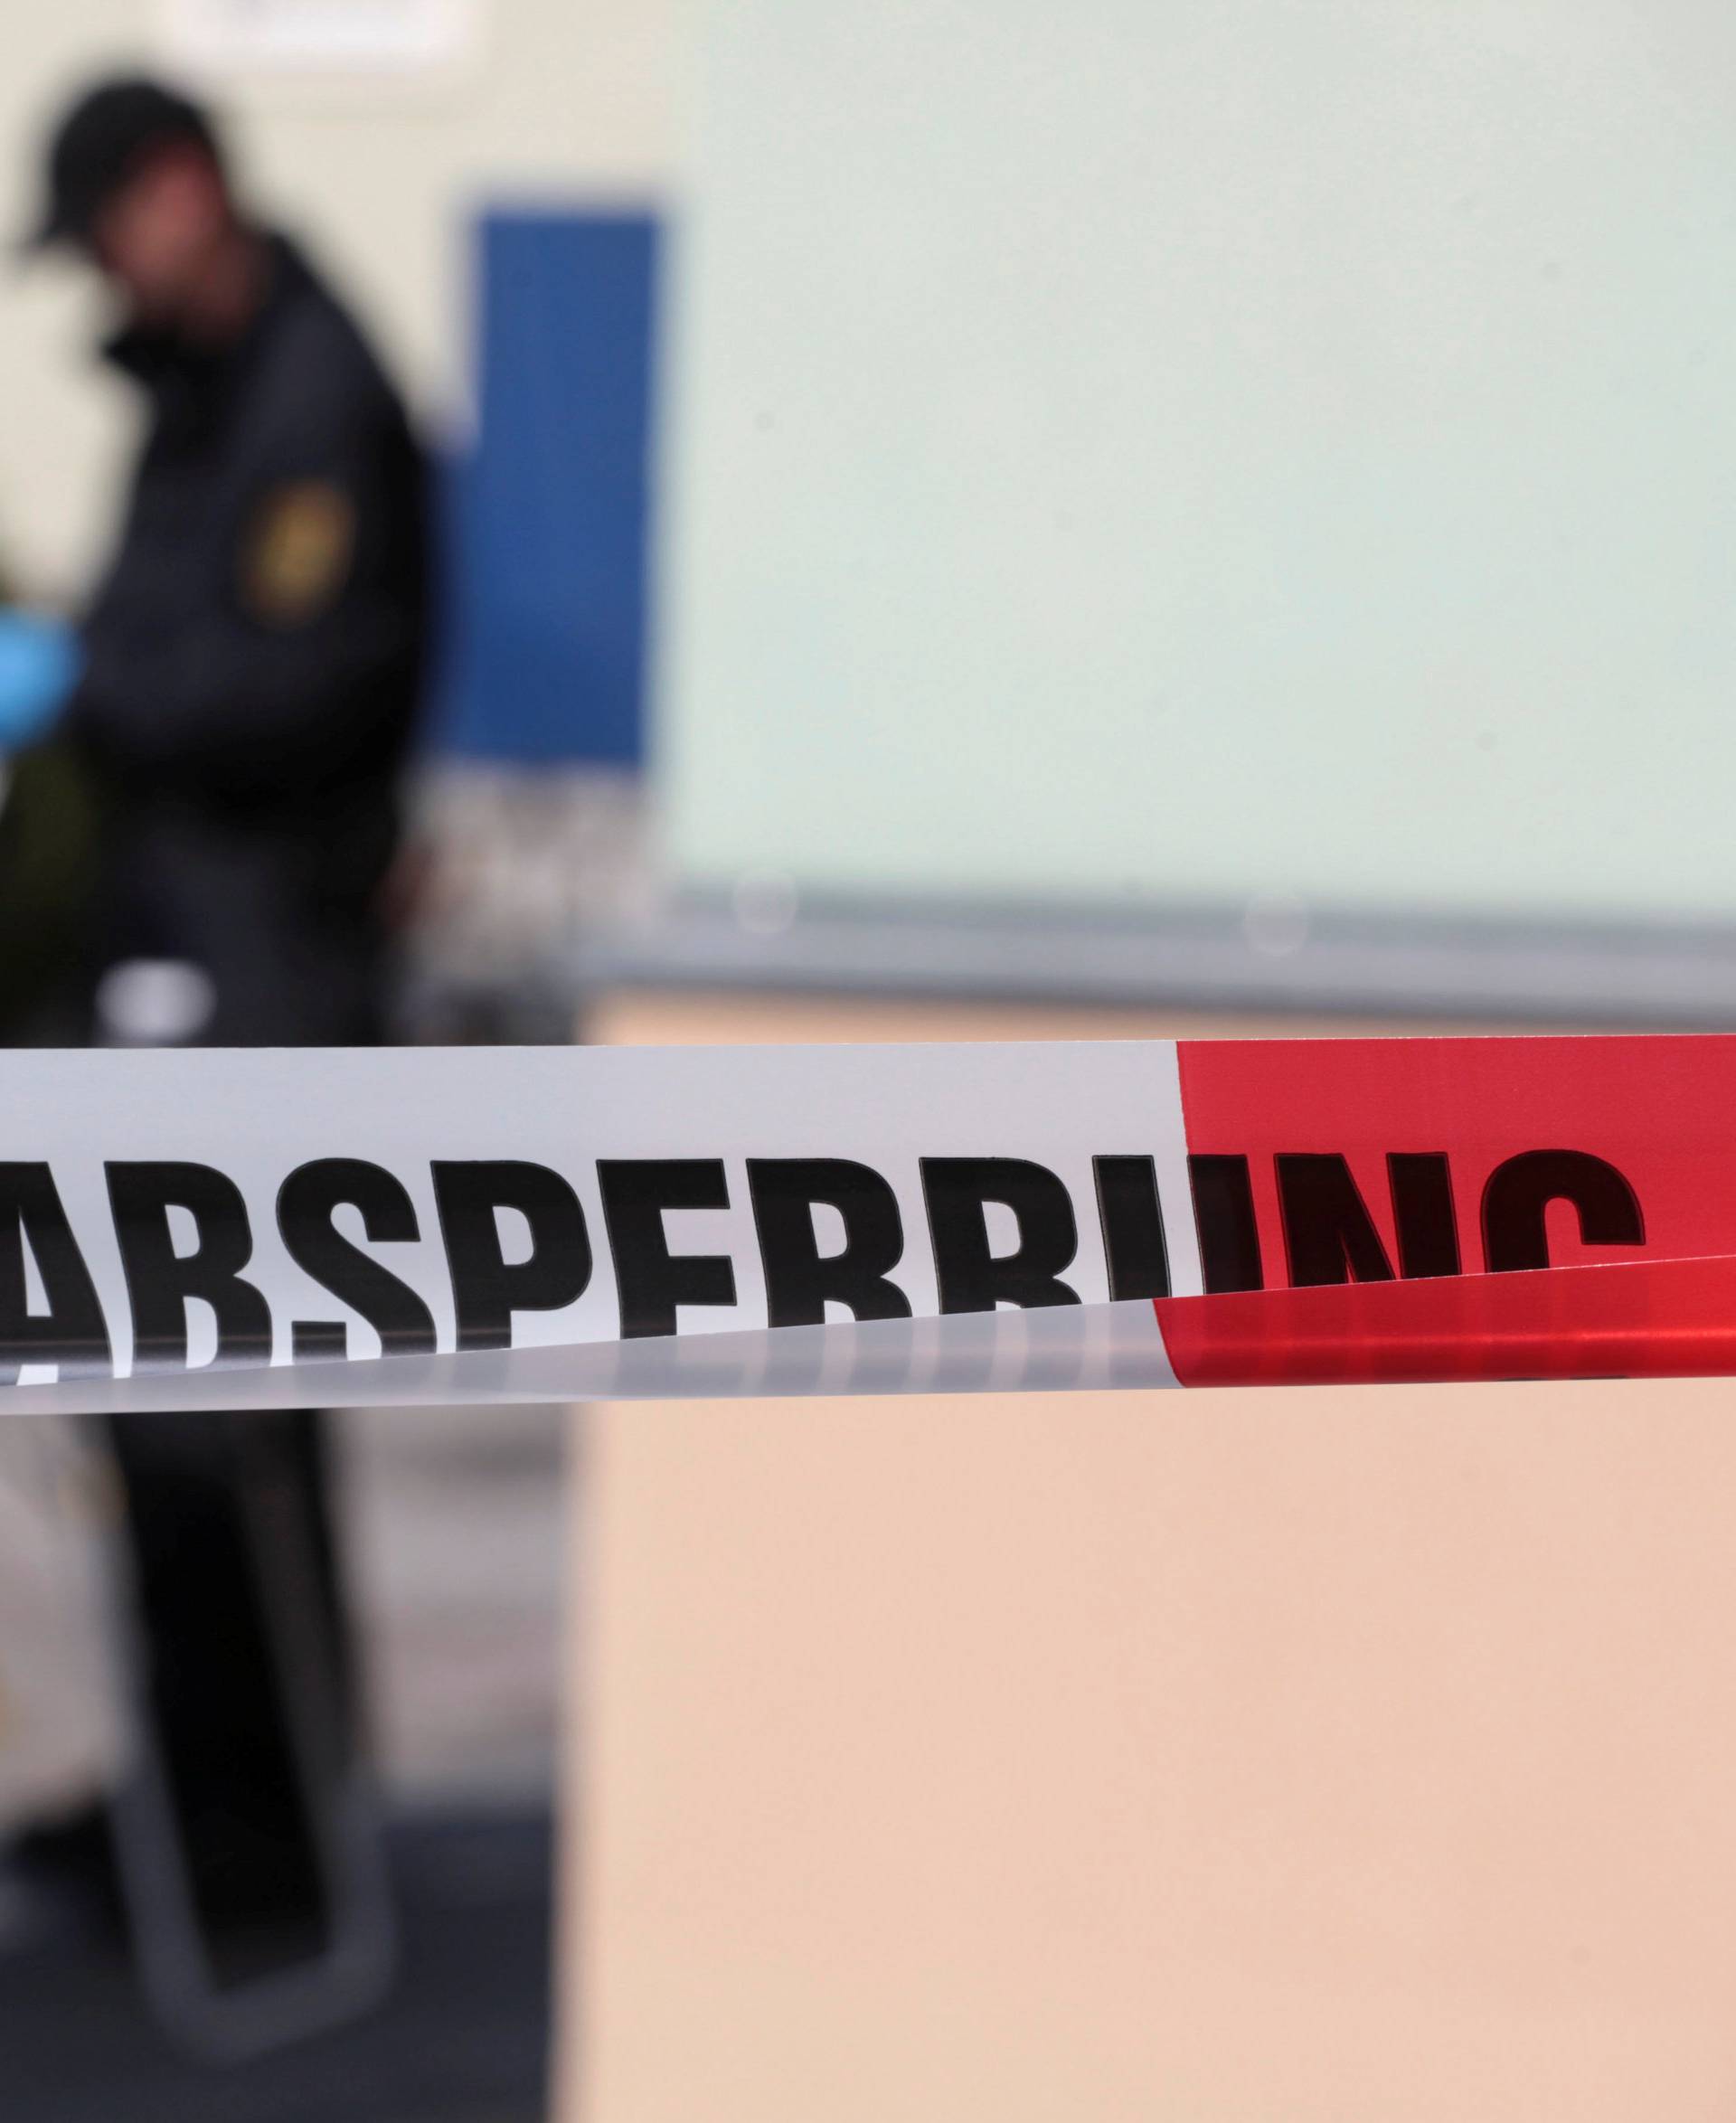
[241,481,356,627]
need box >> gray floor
[3,1809,558,2123]
[0,1400,573,2123]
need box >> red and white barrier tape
[0,1034,1728,1411]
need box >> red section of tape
[1175,1034,1736,1284]
[1155,1254,1736,1388]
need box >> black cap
[25,75,221,251]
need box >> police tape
[0,1033,1730,1414]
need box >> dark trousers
[108,1408,356,1969]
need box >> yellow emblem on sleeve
[241,481,356,627]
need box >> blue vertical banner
[440,210,658,766]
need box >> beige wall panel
[563,996,1736,2122]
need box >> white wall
[661,0,1736,927]
[0,0,681,599]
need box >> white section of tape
[0,1301,1179,1415]
[1149,1038,1204,1298]
[0,1043,1190,1409]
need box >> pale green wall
[660,0,1736,924]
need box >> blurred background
[6,3,1736,2120]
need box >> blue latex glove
[0,612,80,751]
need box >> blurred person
[31,73,429,1043]
[4,74,430,2030]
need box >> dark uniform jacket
[71,232,429,1044]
